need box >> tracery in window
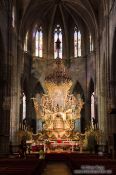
[35,27,43,57]
[24,32,28,52]
[90,34,94,52]
[74,27,81,57]
[54,24,62,59]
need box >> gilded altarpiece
[33,81,84,139]
[32,59,84,139]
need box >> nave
[0,0,116,174]
[0,153,116,175]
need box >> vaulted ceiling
[18,0,103,38]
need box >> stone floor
[42,162,72,175]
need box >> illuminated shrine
[33,60,84,140]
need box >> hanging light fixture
[45,59,71,85]
[45,23,71,85]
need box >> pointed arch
[35,26,43,57]
[73,81,85,132]
[54,24,63,59]
[73,81,85,99]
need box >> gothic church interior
[0,0,116,162]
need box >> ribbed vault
[19,0,102,39]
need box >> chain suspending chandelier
[45,26,71,85]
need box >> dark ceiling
[18,0,103,38]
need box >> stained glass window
[74,27,78,57]
[74,27,81,57]
[78,31,81,56]
[35,27,43,57]
[35,31,39,56]
[24,32,28,52]
[54,24,62,59]
[23,93,26,120]
[91,92,95,128]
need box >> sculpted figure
[53,114,64,130]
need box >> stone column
[0,64,12,155]
[0,2,14,154]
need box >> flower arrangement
[45,139,51,145]
[85,126,103,143]
[38,149,45,159]
[84,125,104,152]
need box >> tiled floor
[42,162,72,175]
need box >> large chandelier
[45,59,71,85]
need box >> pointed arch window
[91,92,95,128]
[23,92,26,120]
[90,34,94,52]
[74,27,81,57]
[74,27,78,57]
[24,32,28,52]
[35,27,43,57]
[54,24,62,59]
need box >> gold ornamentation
[32,61,84,139]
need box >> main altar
[32,59,84,141]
